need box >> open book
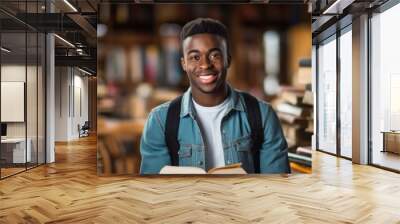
[159,163,247,174]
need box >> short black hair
[180,18,230,56]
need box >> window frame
[314,15,353,160]
[368,0,400,172]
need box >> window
[339,28,352,158]
[0,1,47,179]
[370,2,400,171]
[317,36,337,154]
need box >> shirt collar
[180,83,245,118]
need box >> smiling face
[181,33,230,96]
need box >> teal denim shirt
[140,86,290,174]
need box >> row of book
[289,146,312,173]
[277,85,313,148]
[274,58,313,171]
[103,44,183,86]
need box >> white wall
[55,67,89,141]
[1,65,31,138]
[1,64,46,164]
[55,67,69,141]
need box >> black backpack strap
[241,92,263,173]
[165,96,183,166]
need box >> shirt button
[198,161,203,165]
[227,160,231,164]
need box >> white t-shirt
[192,97,230,170]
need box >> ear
[181,57,186,72]
[227,54,232,68]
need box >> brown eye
[189,55,200,61]
[209,52,221,60]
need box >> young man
[140,18,290,174]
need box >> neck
[192,84,228,107]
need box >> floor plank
[0,135,399,223]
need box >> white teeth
[199,75,213,80]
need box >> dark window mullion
[367,11,373,165]
[0,24,2,179]
[316,44,319,151]
[36,1,39,167]
[25,0,28,171]
[337,30,341,157]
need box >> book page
[159,166,206,174]
[160,163,247,174]
[208,163,247,174]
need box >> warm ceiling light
[1,47,11,53]
[54,34,75,48]
[63,0,78,12]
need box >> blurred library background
[97,4,312,175]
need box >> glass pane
[339,29,352,158]
[317,37,337,154]
[26,0,39,170]
[1,31,27,177]
[38,33,45,165]
[371,4,400,171]
[27,31,38,169]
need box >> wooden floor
[1,136,400,223]
[1,163,45,178]
[1,167,26,178]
